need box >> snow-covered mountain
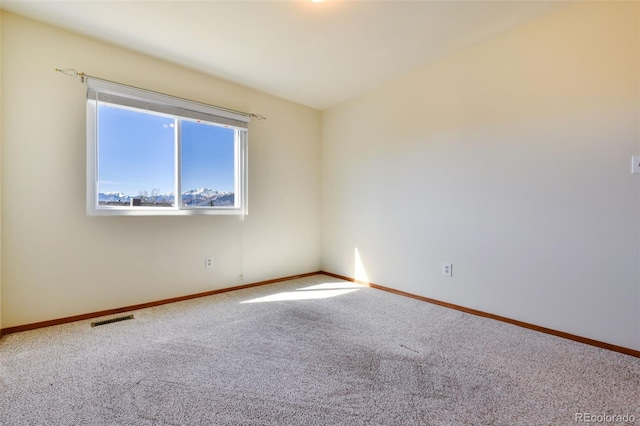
[181,188,234,206]
[182,188,225,198]
[98,192,131,202]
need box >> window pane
[181,121,236,207]
[97,104,176,207]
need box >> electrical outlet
[632,156,640,174]
[205,256,213,269]
[442,263,452,277]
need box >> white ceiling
[1,0,567,110]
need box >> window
[86,77,249,215]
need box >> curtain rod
[55,68,267,121]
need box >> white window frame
[86,77,249,216]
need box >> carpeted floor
[1,274,638,425]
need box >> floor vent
[91,314,135,328]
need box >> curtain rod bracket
[55,68,79,78]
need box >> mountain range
[98,188,234,207]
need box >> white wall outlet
[205,256,213,269]
[632,156,640,174]
[442,263,452,277]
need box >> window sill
[87,207,246,216]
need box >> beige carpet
[1,274,638,425]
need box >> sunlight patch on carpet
[241,288,360,303]
[297,282,365,291]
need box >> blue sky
[98,104,235,196]
[181,120,235,193]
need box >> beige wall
[322,2,640,350]
[0,12,321,328]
